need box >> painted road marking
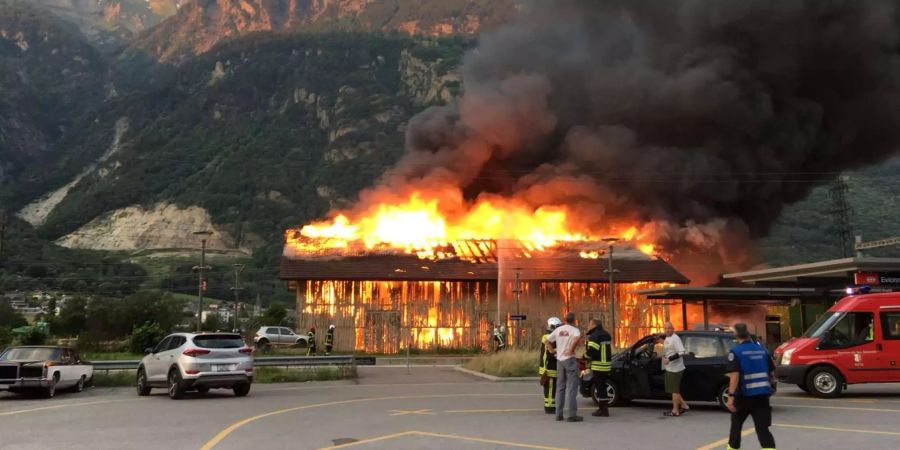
[316,430,568,450]
[695,421,900,449]
[772,402,900,413]
[695,428,753,450]
[389,409,434,416]
[0,399,133,417]
[200,393,533,450]
[773,423,900,436]
[444,408,533,413]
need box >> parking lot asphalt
[2,367,900,450]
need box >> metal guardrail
[89,355,359,371]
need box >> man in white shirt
[662,321,689,416]
[546,312,583,422]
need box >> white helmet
[499,325,506,332]
[329,324,335,330]
[547,317,562,329]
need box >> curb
[453,366,540,382]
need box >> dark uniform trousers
[543,376,556,409]
[728,395,775,450]
[592,372,609,402]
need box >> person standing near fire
[662,321,689,416]
[725,322,776,450]
[324,324,335,355]
[585,317,612,417]
[539,317,562,414]
[493,325,506,351]
[547,312,583,422]
[307,326,317,356]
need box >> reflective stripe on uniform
[745,381,771,389]
[744,372,768,381]
[587,342,600,349]
[545,369,557,377]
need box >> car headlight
[782,348,795,365]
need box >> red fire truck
[774,292,900,397]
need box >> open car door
[622,335,663,399]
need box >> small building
[639,256,900,349]
[280,239,689,353]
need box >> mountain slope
[27,32,467,259]
[129,0,514,63]
[33,0,181,51]
[0,0,108,206]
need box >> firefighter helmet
[547,317,562,329]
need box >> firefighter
[725,322,776,450]
[307,326,317,356]
[325,324,335,355]
[540,317,562,414]
[493,325,506,351]
[585,317,613,417]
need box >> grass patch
[253,365,357,383]
[91,371,135,387]
[83,352,144,361]
[462,350,539,377]
[89,365,357,387]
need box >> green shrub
[254,365,357,383]
[17,326,47,345]
[0,326,12,349]
[91,371,134,387]
[462,350,539,377]
[129,322,166,354]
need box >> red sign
[855,272,880,285]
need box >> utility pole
[0,209,7,265]
[602,237,621,348]
[512,268,522,347]
[193,230,213,332]
[829,176,853,257]
[231,264,244,332]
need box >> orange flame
[287,192,659,258]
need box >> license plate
[212,364,237,372]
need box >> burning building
[280,237,688,353]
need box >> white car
[136,332,253,399]
[253,326,309,348]
[0,346,93,398]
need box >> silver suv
[253,326,309,349]
[136,332,253,399]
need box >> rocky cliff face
[32,0,181,51]
[131,0,514,63]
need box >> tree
[262,303,287,325]
[202,313,226,332]
[0,302,27,329]
[56,296,88,337]
[129,322,165,354]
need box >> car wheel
[295,339,308,348]
[256,339,269,349]
[136,368,151,396]
[806,366,843,398]
[591,379,625,407]
[196,386,210,394]
[167,370,186,400]
[43,373,59,399]
[74,376,85,393]
[716,383,730,412]
[233,383,251,397]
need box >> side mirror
[144,347,154,354]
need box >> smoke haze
[345,0,900,271]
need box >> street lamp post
[193,230,214,332]
[602,237,621,348]
[231,264,244,332]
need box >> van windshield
[803,312,843,338]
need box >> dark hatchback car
[580,331,772,411]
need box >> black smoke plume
[357,0,900,271]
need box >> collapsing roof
[280,239,689,283]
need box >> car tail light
[183,348,211,357]
[239,347,253,354]
[185,369,199,375]
[245,368,254,373]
